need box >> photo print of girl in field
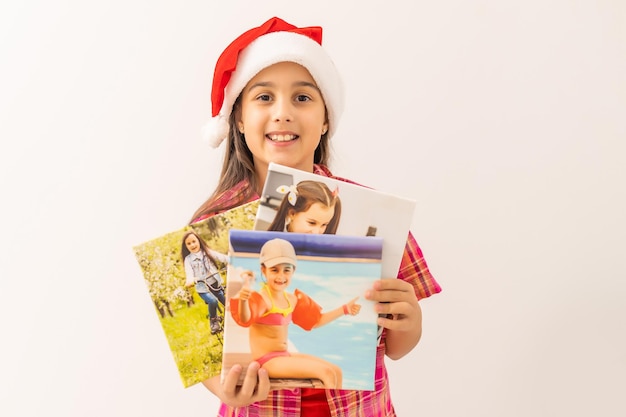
[133,201,258,387]
[181,230,228,335]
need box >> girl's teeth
[269,134,296,142]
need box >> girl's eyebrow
[294,81,320,91]
[246,81,321,93]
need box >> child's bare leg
[329,361,342,388]
[295,353,342,387]
[262,354,342,388]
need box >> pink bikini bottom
[255,350,291,366]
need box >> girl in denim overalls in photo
[182,230,228,334]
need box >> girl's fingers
[221,364,244,398]
[219,362,270,406]
[378,314,405,330]
[254,368,270,400]
[374,278,411,291]
[238,361,262,398]
[376,300,410,316]
[366,279,417,304]
[243,271,254,286]
[367,290,412,304]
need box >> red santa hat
[202,17,345,148]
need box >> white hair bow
[276,184,298,206]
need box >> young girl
[181,231,228,334]
[191,16,441,417]
[267,180,341,234]
[230,238,360,389]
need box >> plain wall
[1,1,624,416]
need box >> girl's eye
[256,94,271,102]
[295,94,311,102]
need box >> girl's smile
[272,278,288,286]
[266,133,298,142]
[184,234,201,253]
[262,263,295,292]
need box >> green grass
[159,295,223,387]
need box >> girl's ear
[234,104,244,133]
[285,208,295,231]
[321,122,329,136]
[236,118,244,133]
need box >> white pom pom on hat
[201,114,229,148]
[202,17,344,148]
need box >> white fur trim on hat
[202,31,344,148]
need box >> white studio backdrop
[1,1,624,416]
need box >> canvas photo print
[221,229,383,391]
[133,201,258,387]
[254,163,416,279]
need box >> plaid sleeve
[398,232,441,299]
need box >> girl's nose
[272,98,293,122]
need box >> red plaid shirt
[202,165,441,417]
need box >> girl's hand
[344,296,361,316]
[237,271,254,301]
[365,278,420,331]
[204,361,270,407]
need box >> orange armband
[292,289,322,331]
[229,292,265,327]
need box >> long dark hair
[190,97,332,222]
[180,230,220,269]
[268,180,341,234]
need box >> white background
[1,1,624,416]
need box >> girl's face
[287,202,335,234]
[184,234,201,253]
[237,61,328,178]
[261,263,295,292]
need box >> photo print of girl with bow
[268,180,341,234]
[254,163,418,283]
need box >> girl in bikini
[229,238,360,389]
